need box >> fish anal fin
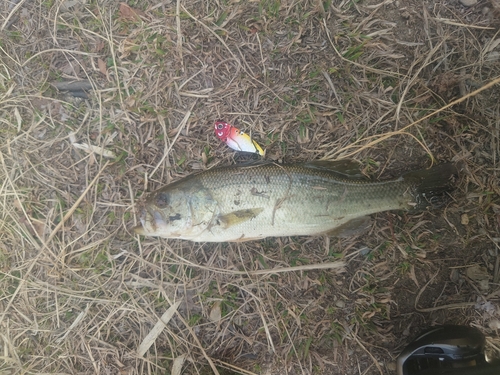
[326,216,372,238]
[231,236,264,243]
[218,208,264,228]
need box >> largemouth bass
[134,161,457,242]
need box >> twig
[1,0,28,31]
[351,332,384,375]
[0,156,109,326]
[332,75,500,160]
[150,101,196,178]
[176,0,184,71]
[415,269,475,312]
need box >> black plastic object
[397,325,500,375]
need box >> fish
[214,120,264,156]
[133,161,457,242]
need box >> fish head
[214,120,231,140]
[134,183,217,240]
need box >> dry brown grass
[1,0,500,374]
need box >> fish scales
[198,164,408,238]
[134,162,456,242]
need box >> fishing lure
[214,120,264,156]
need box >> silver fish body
[134,161,456,242]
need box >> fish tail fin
[403,163,459,211]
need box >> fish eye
[155,193,169,208]
[217,124,224,129]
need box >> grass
[1,0,500,374]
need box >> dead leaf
[73,216,87,235]
[466,264,489,292]
[20,8,29,19]
[172,354,186,375]
[450,268,460,283]
[137,301,181,357]
[466,264,489,282]
[119,3,144,21]
[13,198,23,211]
[485,38,500,53]
[32,219,46,238]
[14,107,22,132]
[95,41,105,52]
[72,142,116,158]
[461,213,469,225]
[60,0,84,12]
[209,301,222,322]
[13,199,46,238]
[30,98,52,110]
[98,58,107,75]
[408,264,420,288]
[489,319,500,330]
[62,61,80,76]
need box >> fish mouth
[132,208,150,235]
[133,208,169,236]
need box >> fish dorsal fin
[217,208,264,228]
[304,160,366,179]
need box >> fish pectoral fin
[217,208,264,228]
[326,216,372,238]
